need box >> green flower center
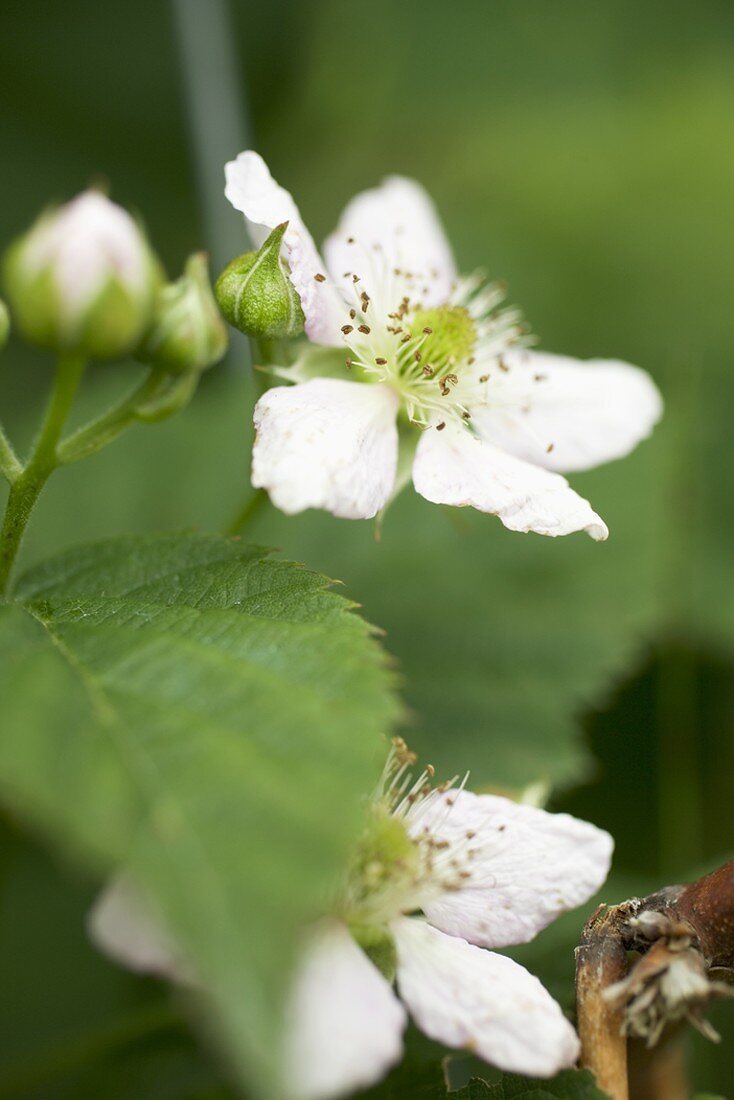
[409,305,476,370]
[348,808,418,902]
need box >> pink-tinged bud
[3,190,160,360]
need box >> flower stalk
[0,353,86,595]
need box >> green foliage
[451,1070,609,1099]
[0,534,400,1097]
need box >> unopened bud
[215,222,304,339]
[3,190,160,360]
[0,299,9,349]
[138,253,228,374]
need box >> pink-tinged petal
[224,151,346,344]
[393,919,580,1077]
[285,921,406,1100]
[409,789,613,949]
[252,379,399,519]
[88,876,186,980]
[323,177,457,306]
[412,425,608,539]
[473,349,662,473]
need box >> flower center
[410,306,476,367]
[337,739,476,931]
[344,807,419,918]
[339,271,528,429]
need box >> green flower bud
[137,253,228,374]
[0,299,9,350]
[3,190,160,361]
[215,222,304,339]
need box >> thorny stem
[575,859,734,1100]
[576,904,630,1100]
[0,354,86,595]
[628,1036,688,1100]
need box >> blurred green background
[1,0,733,1096]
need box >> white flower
[88,744,613,1099]
[224,151,662,537]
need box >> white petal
[285,922,406,1100]
[409,789,613,949]
[393,919,579,1077]
[252,379,399,519]
[224,151,346,344]
[323,177,457,306]
[473,349,663,473]
[87,875,185,979]
[412,425,608,539]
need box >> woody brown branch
[575,859,734,1100]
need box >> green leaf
[0,533,400,1098]
[451,1069,610,1099]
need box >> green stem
[0,354,85,596]
[225,487,268,535]
[57,368,167,465]
[0,423,22,484]
[223,336,280,536]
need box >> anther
[414,351,422,362]
[479,374,489,383]
[546,442,555,453]
[375,357,387,366]
[436,421,446,431]
[314,273,326,282]
[422,327,433,334]
[358,324,371,334]
[341,325,354,335]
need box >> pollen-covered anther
[391,736,418,767]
